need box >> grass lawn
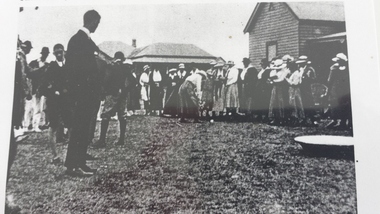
[6,116,356,213]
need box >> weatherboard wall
[248,2,299,69]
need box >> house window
[268,3,275,11]
[267,41,277,61]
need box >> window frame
[266,41,278,61]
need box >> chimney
[132,39,136,48]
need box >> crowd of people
[162,53,351,130]
[10,9,352,177]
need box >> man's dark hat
[22,40,33,49]
[53,44,64,52]
[190,62,197,69]
[41,47,50,54]
[114,51,125,60]
[242,57,251,63]
[260,58,268,65]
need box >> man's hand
[199,100,205,110]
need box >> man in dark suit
[64,10,101,176]
[240,57,258,119]
[126,68,140,115]
[40,43,68,164]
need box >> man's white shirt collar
[57,59,65,67]
[80,27,91,38]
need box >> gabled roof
[98,41,135,58]
[128,43,215,59]
[130,57,215,64]
[287,2,345,22]
[244,2,345,33]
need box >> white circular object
[295,135,354,158]
[210,119,214,123]
[294,135,354,146]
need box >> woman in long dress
[163,68,180,117]
[224,61,240,119]
[126,68,140,115]
[200,61,216,120]
[285,61,305,126]
[139,65,150,115]
[268,59,289,125]
[254,59,272,122]
[298,56,317,125]
[149,67,164,116]
[240,58,258,119]
[326,53,351,130]
[212,61,226,117]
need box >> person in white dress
[140,65,150,115]
[223,61,239,119]
[285,61,305,126]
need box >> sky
[17,2,257,67]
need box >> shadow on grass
[296,148,355,161]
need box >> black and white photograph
[1,0,380,213]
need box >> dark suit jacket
[103,61,129,96]
[243,67,258,98]
[28,59,49,96]
[40,61,70,126]
[40,61,67,98]
[65,30,100,100]
[125,69,138,92]
[178,71,190,86]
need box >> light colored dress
[212,68,226,112]
[268,68,289,119]
[224,66,239,108]
[139,72,149,101]
[286,70,305,119]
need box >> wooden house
[127,43,219,74]
[98,41,135,59]
[243,2,347,81]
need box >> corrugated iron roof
[128,43,214,59]
[131,57,215,64]
[98,41,135,58]
[287,2,345,22]
[244,2,345,33]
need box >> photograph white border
[1,0,380,213]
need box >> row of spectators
[136,54,351,130]
[12,40,351,169]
